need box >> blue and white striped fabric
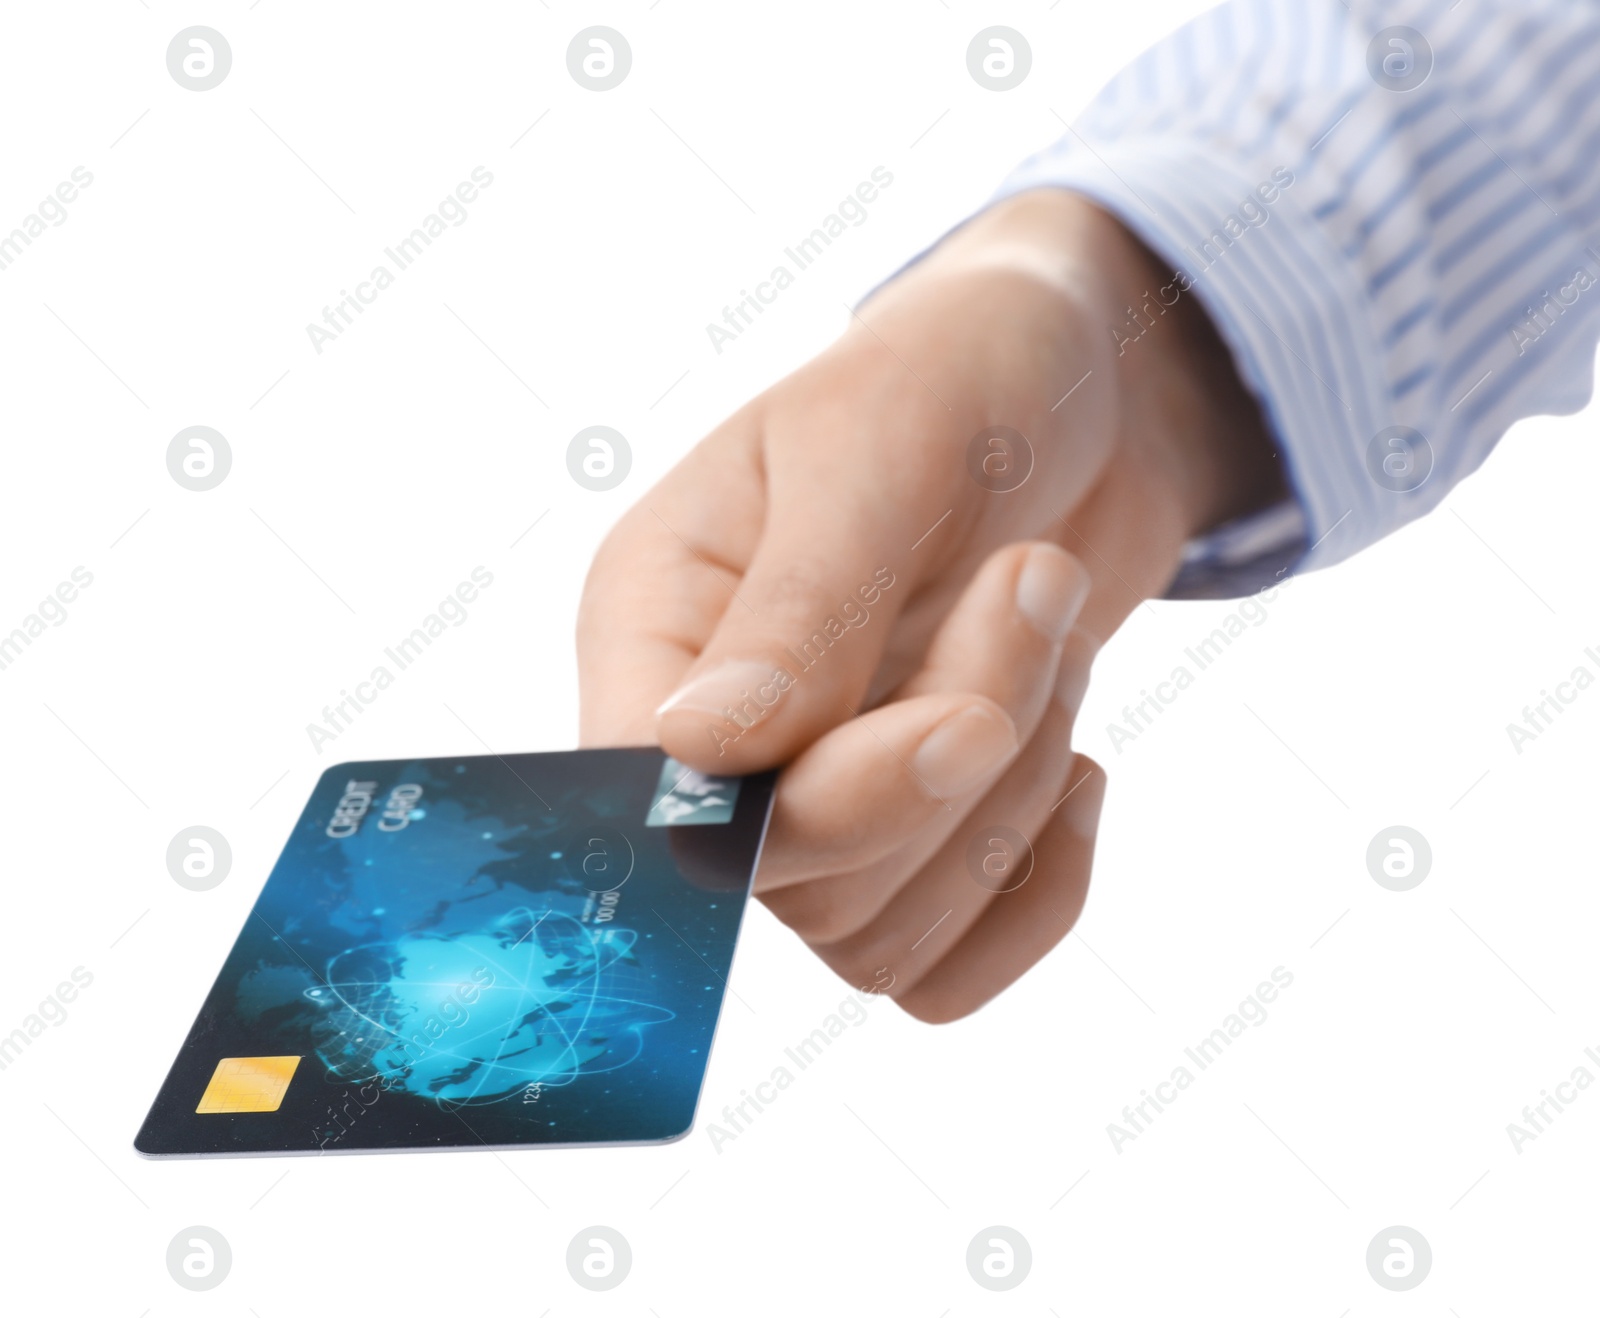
[993,0,1600,598]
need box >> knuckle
[761,884,878,947]
[753,561,838,623]
[817,918,905,988]
[896,981,979,1024]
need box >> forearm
[976,0,1600,592]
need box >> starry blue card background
[137,749,773,1156]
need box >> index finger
[576,416,766,745]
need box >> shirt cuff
[989,136,1397,598]
[1166,499,1306,601]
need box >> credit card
[136,749,774,1158]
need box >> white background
[1,2,1596,1313]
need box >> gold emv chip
[195,1055,302,1114]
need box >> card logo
[645,757,739,827]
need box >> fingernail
[911,704,1018,799]
[656,660,782,719]
[1016,547,1089,643]
[1057,761,1104,839]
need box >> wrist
[919,189,1286,539]
[1101,216,1286,537]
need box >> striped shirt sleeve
[991,0,1600,598]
